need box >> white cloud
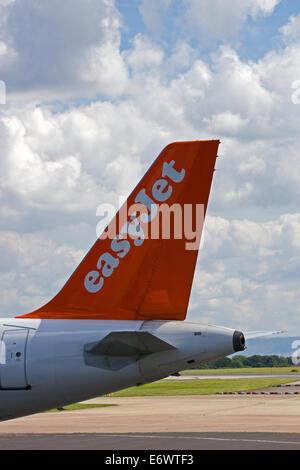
[210,46,274,119]
[0,100,159,233]
[0,113,87,208]
[249,0,281,15]
[182,0,281,43]
[189,214,300,332]
[1,31,300,227]
[280,13,300,44]
[123,34,164,71]
[238,155,266,175]
[203,111,249,135]
[0,230,84,316]
[0,0,128,100]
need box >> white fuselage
[0,318,240,421]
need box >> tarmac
[0,375,300,450]
[1,432,300,450]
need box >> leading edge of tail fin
[18,140,220,321]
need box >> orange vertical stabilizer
[18,140,220,321]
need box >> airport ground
[1,370,300,450]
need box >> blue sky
[0,0,300,338]
[116,0,299,60]
[233,0,300,60]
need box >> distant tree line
[197,355,294,369]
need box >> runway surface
[1,432,300,450]
[1,375,299,450]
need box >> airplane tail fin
[18,140,219,321]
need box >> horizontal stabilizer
[245,330,284,340]
[84,331,176,357]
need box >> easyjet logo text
[84,160,196,294]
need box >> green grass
[181,367,299,375]
[46,403,117,412]
[111,378,296,397]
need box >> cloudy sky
[0,0,299,335]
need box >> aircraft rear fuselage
[0,318,244,421]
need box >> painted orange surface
[18,140,219,321]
